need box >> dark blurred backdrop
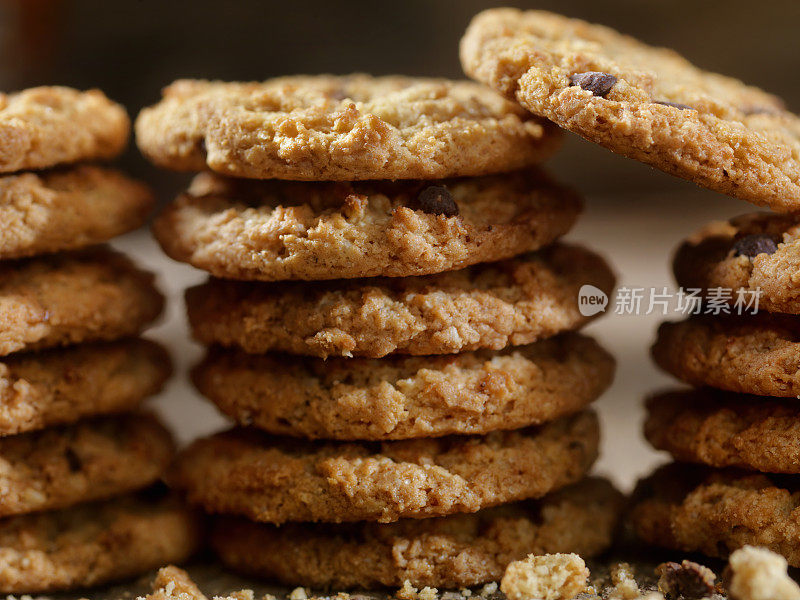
[1,0,798,201]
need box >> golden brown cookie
[193,333,614,440]
[652,314,800,397]
[0,86,129,173]
[186,243,616,358]
[0,166,154,260]
[674,213,800,315]
[0,413,174,517]
[0,487,201,594]
[135,76,561,181]
[153,169,581,281]
[646,388,800,473]
[170,410,598,524]
[631,463,800,567]
[0,339,171,436]
[211,477,622,589]
[461,9,800,211]
[0,247,164,356]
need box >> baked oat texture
[727,546,800,600]
[673,213,800,315]
[0,339,171,436]
[0,86,129,173]
[0,490,201,594]
[211,478,622,589]
[631,464,800,567]
[652,314,800,397]
[170,410,599,524]
[461,9,800,211]
[646,389,800,473]
[193,333,614,440]
[0,165,154,260]
[0,413,174,517]
[135,75,561,180]
[153,170,581,281]
[501,553,588,600]
[186,243,616,358]
[0,246,164,356]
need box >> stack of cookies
[460,6,800,566]
[136,74,622,589]
[0,86,200,593]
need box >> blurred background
[1,0,797,489]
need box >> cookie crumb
[500,553,588,600]
[288,588,309,600]
[656,560,715,599]
[396,581,438,600]
[726,546,800,600]
[608,563,640,599]
[479,583,498,597]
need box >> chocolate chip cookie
[0,166,154,260]
[169,410,598,524]
[211,477,622,589]
[153,169,581,281]
[0,86,129,173]
[0,247,164,356]
[674,213,800,314]
[136,76,561,180]
[461,9,800,210]
[193,333,613,440]
[187,243,616,358]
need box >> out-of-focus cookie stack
[460,6,800,567]
[137,74,622,589]
[0,86,200,594]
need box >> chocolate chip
[412,186,459,217]
[656,561,716,599]
[732,234,779,258]
[65,447,83,473]
[569,72,617,97]
[655,100,693,110]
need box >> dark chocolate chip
[656,560,716,600]
[413,186,459,217]
[65,447,83,473]
[568,71,617,97]
[732,233,779,258]
[654,100,693,110]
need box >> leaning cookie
[169,410,598,524]
[0,488,201,594]
[0,339,171,436]
[0,413,174,517]
[187,243,616,358]
[0,86,129,173]
[652,314,800,397]
[0,246,164,356]
[153,169,581,281]
[0,166,154,260]
[674,213,800,315]
[461,9,800,210]
[630,463,800,566]
[193,333,613,440]
[211,477,622,589]
[136,76,561,180]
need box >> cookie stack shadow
[0,87,200,594]
[137,75,624,590]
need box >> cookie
[0,166,154,260]
[170,410,598,524]
[460,9,800,211]
[0,339,171,436]
[135,76,561,181]
[187,243,616,358]
[153,169,581,281]
[0,86,129,173]
[193,333,613,440]
[646,388,800,473]
[0,487,201,594]
[631,463,800,567]
[673,213,800,315]
[652,314,800,397]
[0,247,164,356]
[211,477,622,589]
[0,413,174,517]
